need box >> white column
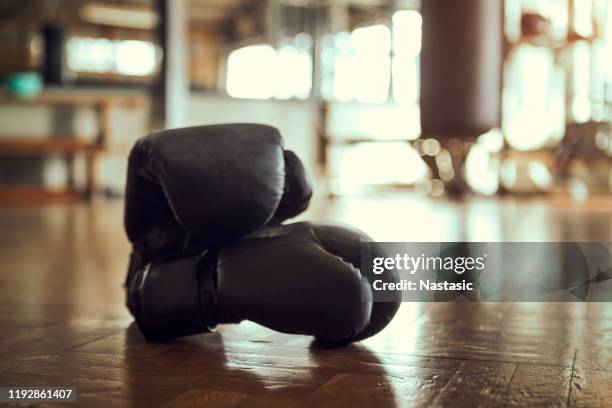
[165,0,189,128]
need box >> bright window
[392,10,422,104]
[325,11,422,104]
[115,40,157,76]
[226,34,313,100]
[226,44,277,99]
[67,36,158,76]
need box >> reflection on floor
[0,195,610,407]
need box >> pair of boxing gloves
[124,124,401,343]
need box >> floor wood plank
[569,367,612,408]
[504,364,572,407]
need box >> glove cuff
[127,253,217,341]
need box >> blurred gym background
[0,3,611,405]
[0,0,610,230]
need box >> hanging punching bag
[420,0,503,138]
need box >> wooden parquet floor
[0,196,610,407]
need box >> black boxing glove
[124,123,312,270]
[128,222,401,343]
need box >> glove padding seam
[217,239,315,266]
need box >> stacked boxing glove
[124,123,311,267]
[124,124,401,343]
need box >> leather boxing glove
[128,222,401,343]
[124,123,312,271]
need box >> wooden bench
[0,90,145,203]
